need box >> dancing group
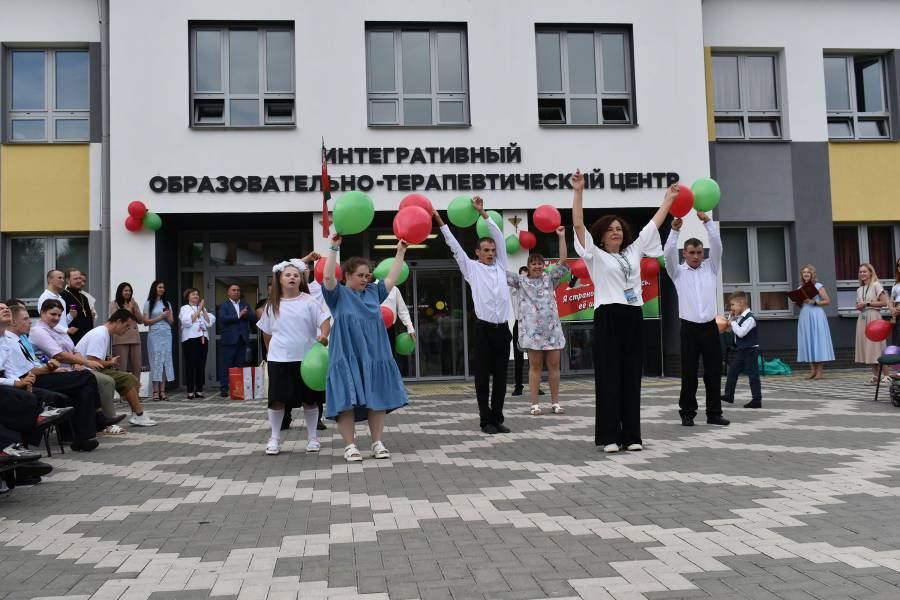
[262,169,774,459]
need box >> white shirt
[381,286,415,333]
[664,220,722,324]
[256,294,329,362]
[1,330,40,380]
[179,304,216,341]
[229,299,241,315]
[38,288,72,333]
[0,338,16,386]
[307,280,331,335]
[75,325,111,360]
[440,218,510,324]
[729,308,757,341]
[574,222,663,308]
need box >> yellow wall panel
[704,47,715,142]
[829,142,900,222]
[1,145,90,232]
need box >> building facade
[2,0,898,387]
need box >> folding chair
[874,354,900,402]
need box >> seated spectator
[30,299,127,435]
[75,311,157,427]
[0,303,102,451]
[0,386,69,486]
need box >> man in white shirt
[664,211,729,427]
[434,196,512,435]
[37,270,77,334]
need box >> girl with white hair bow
[257,257,331,456]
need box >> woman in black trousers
[571,169,677,453]
[179,288,216,398]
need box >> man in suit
[217,284,251,397]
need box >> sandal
[343,444,363,462]
[161,393,168,401]
[151,391,161,402]
[100,424,127,435]
[530,404,542,416]
[186,393,195,399]
[551,403,566,415]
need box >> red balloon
[124,215,142,232]
[399,193,433,215]
[533,204,562,233]
[670,185,694,218]
[571,258,591,281]
[393,206,432,244]
[381,305,395,328]
[518,230,537,250]
[640,257,660,278]
[127,201,148,219]
[865,319,892,343]
[314,259,342,284]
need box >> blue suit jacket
[217,300,251,346]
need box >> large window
[712,53,782,139]
[6,49,90,142]
[535,28,633,125]
[833,224,899,311]
[190,25,295,127]
[365,26,469,126]
[824,55,890,139]
[6,235,89,303]
[721,226,791,315]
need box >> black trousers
[182,337,208,393]
[0,386,43,447]
[678,319,723,419]
[724,347,762,403]
[593,304,643,447]
[218,338,247,391]
[512,321,524,389]
[33,370,100,441]
[473,320,512,427]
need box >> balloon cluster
[125,201,162,233]
[670,177,721,218]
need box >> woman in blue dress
[143,280,175,400]
[795,264,835,379]
[322,234,409,462]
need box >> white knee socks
[303,408,318,441]
[267,409,284,440]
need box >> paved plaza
[3,373,900,600]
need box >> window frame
[824,54,891,140]
[364,25,470,127]
[711,52,783,141]
[535,27,635,127]
[721,225,793,317]
[4,234,90,305]
[5,48,90,144]
[189,24,296,129]
[833,224,900,314]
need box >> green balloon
[142,211,162,231]
[656,255,666,269]
[475,210,503,239]
[333,191,374,235]
[447,195,479,227]
[373,258,409,285]
[300,342,329,391]
[395,332,416,355]
[505,234,520,254]
[691,177,721,212]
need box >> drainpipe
[99,0,111,320]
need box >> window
[5,235,89,303]
[190,25,295,127]
[365,26,469,126]
[824,55,890,139]
[712,53,781,140]
[535,28,633,125]
[6,49,89,142]
[833,224,899,311]
[721,226,791,315]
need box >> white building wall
[0,0,100,42]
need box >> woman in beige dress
[854,263,888,384]
[110,282,145,381]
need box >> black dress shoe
[103,414,127,427]
[707,416,730,426]
[71,439,99,452]
[511,387,523,396]
[16,461,53,478]
[538,389,545,396]
[316,420,327,431]
[681,416,695,426]
[219,389,229,398]
[721,396,734,404]
[743,401,762,408]
[496,424,511,433]
[481,424,499,434]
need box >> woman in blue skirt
[322,234,409,462]
[796,264,835,379]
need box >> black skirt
[267,360,324,410]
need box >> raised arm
[323,233,341,291]
[434,209,471,280]
[572,169,586,249]
[556,226,567,262]
[650,184,679,230]
[475,196,507,269]
[664,218,682,280]
[383,241,409,294]
[698,212,722,273]
[393,288,415,334]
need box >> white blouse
[573,221,662,308]
[179,304,216,341]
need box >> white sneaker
[371,441,391,459]
[603,443,620,453]
[306,439,321,453]
[129,413,157,427]
[626,443,643,452]
[265,438,280,456]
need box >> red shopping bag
[229,368,247,400]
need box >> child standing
[721,291,762,408]
[256,259,330,456]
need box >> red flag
[321,140,331,237]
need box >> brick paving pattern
[3,372,900,599]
